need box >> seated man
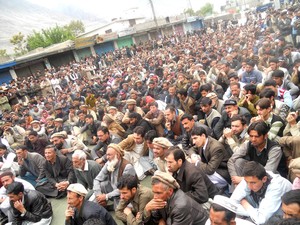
[259,87,290,122]
[251,98,285,142]
[164,104,185,145]
[265,189,300,224]
[228,121,286,186]
[122,99,145,126]
[143,171,208,225]
[181,114,213,151]
[230,161,292,225]
[206,195,255,225]
[272,69,299,100]
[152,137,173,172]
[237,83,260,117]
[6,182,52,225]
[119,126,154,180]
[2,121,26,148]
[15,145,46,187]
[144,101,165,137]
[51,131,89,160]
[79,115,101,145]
[0,171,34,221]
[91,126,122,166]
[279,135,300,180]
[72,150,101,196]
[282,190,300,219]
[165,146,219,205]
[65,183,117,225]
[283,112,300,136]
[93,144,136,209]
[0,144,18,175]
[190,127,232,189]
[213,99,251,139]
[200,97,221,130]
[25,130,49,156]
[36,145,76,198]
[115,174,153,225]
[219,115,249,153]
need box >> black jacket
[10,189,52,224]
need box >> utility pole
[149,0,160,36]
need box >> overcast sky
[27,0,227,20]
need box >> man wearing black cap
[200,97,221,130]
[213,99,251,139]
[272,69,299,99]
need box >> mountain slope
[0,0,106,55]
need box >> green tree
[26,21,85,51]
[27,30,48,51]
[10,32,28,56]
[184,8,196,16]
[0,49,8,57]
[65,20,85,37]
[196,3,214,17]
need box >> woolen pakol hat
[152,171,180,189]
[67,183,88,197]
[152,137,173,149]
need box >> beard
[107,155,119,172]
[32,126,41,132]
[55,142,64,149]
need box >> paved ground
[49,176,152,224]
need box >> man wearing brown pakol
[143,171,208,225]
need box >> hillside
[0,0,106,55]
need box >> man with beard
[143,171,208,225]
[25,131,49,156]
[126,112,153,136]
[91,126,122,166]
[51,132,89,160]
[152,137,173,172]
[35,145,75,199]
[72,150,101,198]
[93,144,136,209]
[122,99,145,126]
[219,115,248,153]
[30,120,47,138]
[213,99,251,139]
